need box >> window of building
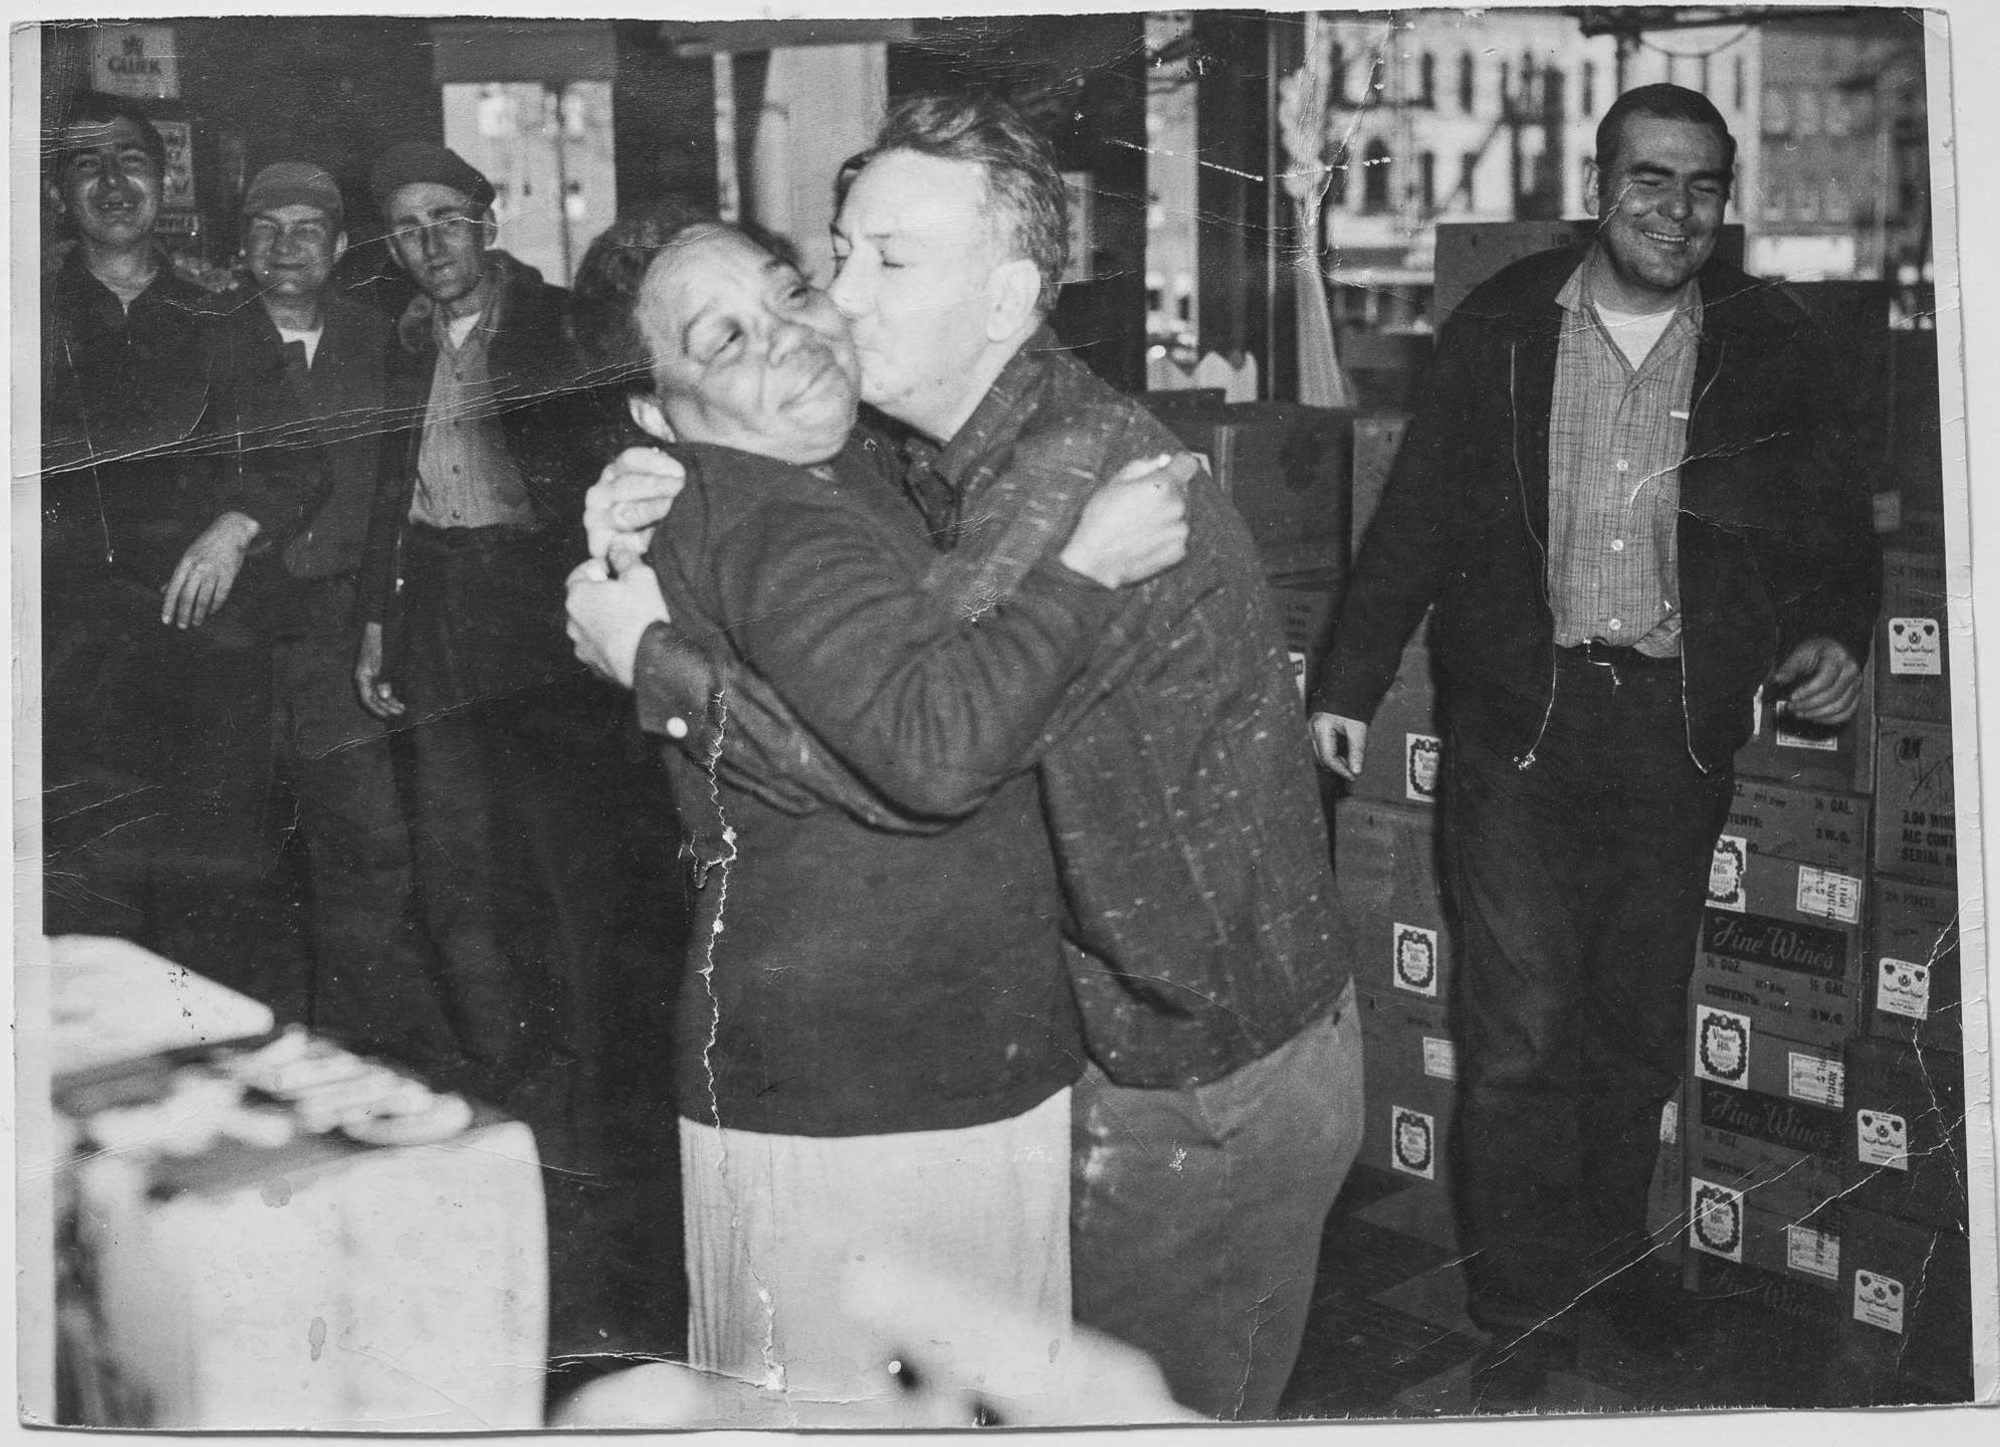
[1331,142,1349,207]
[1520,53,1537,111]
[1419,51,1436,107]
[1700,55,1711,96]
[1499,59,1511,112]
[1419,150,1436,211]
[1734,57,1746,111]
[1581,60,1596,116]
[1362,137,1391,212]
[1795,89,1821,136]
[1458,51,1475,112]
[1330,42,1347,105]
[1460,150,1478,210]
[1764,86,1791,136]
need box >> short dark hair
[1595,83,1736,187]
[570,200,802,395]
[839,94,1069,313]
[48,94,168,180]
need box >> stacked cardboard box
[1338,797,1459,1193]
[1682,776,1870,1320]
[1158,402,1356,578]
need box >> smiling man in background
[228,160,448,1065]
[41,101,320,982]
[1309,83,1880,1409]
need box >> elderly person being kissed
[563,205,1189,1413]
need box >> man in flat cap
[221,160,451,1065]
[354,142,621,1119]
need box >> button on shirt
[1546,246,1703,658]
[409,302,536,530]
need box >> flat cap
[243,161,343,221]
[370,141,495,216]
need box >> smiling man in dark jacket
[1309,85,1879,1409]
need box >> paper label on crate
[1875,956,1932,1021]
[1886,616,1942,676]
[1786,1225,1841,1281]
[1659,1096,1679,1146]
[1787,1051,1845,1110]
[1404,734,1443,803]
[1389,1105,1436,1180]
[1856,1110,1909,1171]
[1694,1006,1751,1087]
[1795,866,1862,925]
[1421,1036,1457,1081]
[1774,716,1840,751]
[1288,650,1309,701]
[1853,1270,1907,1333]
[1708,835,1749,912]
[1391,922,1440,997]
[1689,1177,1744,1261]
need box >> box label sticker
[1689,1177,1744,1261]
[1389,1105,1436,1180]
[1787,1051,1844,1110]
[1405,734,1443,803]
[1856,1110,1909,1171]
[1709,835,1749,911]
[1694,1006,1751,1087]
[1774,721,1840,752]
[1875,957,1931,1021]
[1391,922,1440,998]
[1659,1096,1679,1146]
[1786,1224,1840,1280]
[1886,617,1942,676]
[1421,1036,1457,1081]
[1853,1270,1906,1333]
[1796,866,1862,925]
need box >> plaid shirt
[635,331,1349,1087]
[1547,249,1702,657]
[920,331,1348,1087]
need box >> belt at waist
[406,520,545,553]
[1559,640,1680,670]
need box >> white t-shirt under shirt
[276,323,324,368]
[1593,301,1678,369]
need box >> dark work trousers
[392,524,624,1125]
[1443,647,1733,1368]
[272,575,451,1063]
[42,576,292,1002]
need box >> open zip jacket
[1310,244,1882,772]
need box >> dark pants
[392,525,624,1112]
[1071,986,1364,1419]
[1443,648,1733,1366]
[43,578,291,999]
[272,576,448,1060]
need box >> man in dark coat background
[1309,83,1881,1410]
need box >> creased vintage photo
[14,2,1995,1434]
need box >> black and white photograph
[14,1,1996,1436]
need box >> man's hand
[354,621,406,720]
[1769,637,1864,725]
[585,447,687,574]
[566,557,670,691]
[161,511,260,629]
[1309,712,1369,780]
[1059,452,1196,588]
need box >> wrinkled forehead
[56,116,156,169]
[637,226,784,351]
[384,180,481,225]
[840,150,999,244]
